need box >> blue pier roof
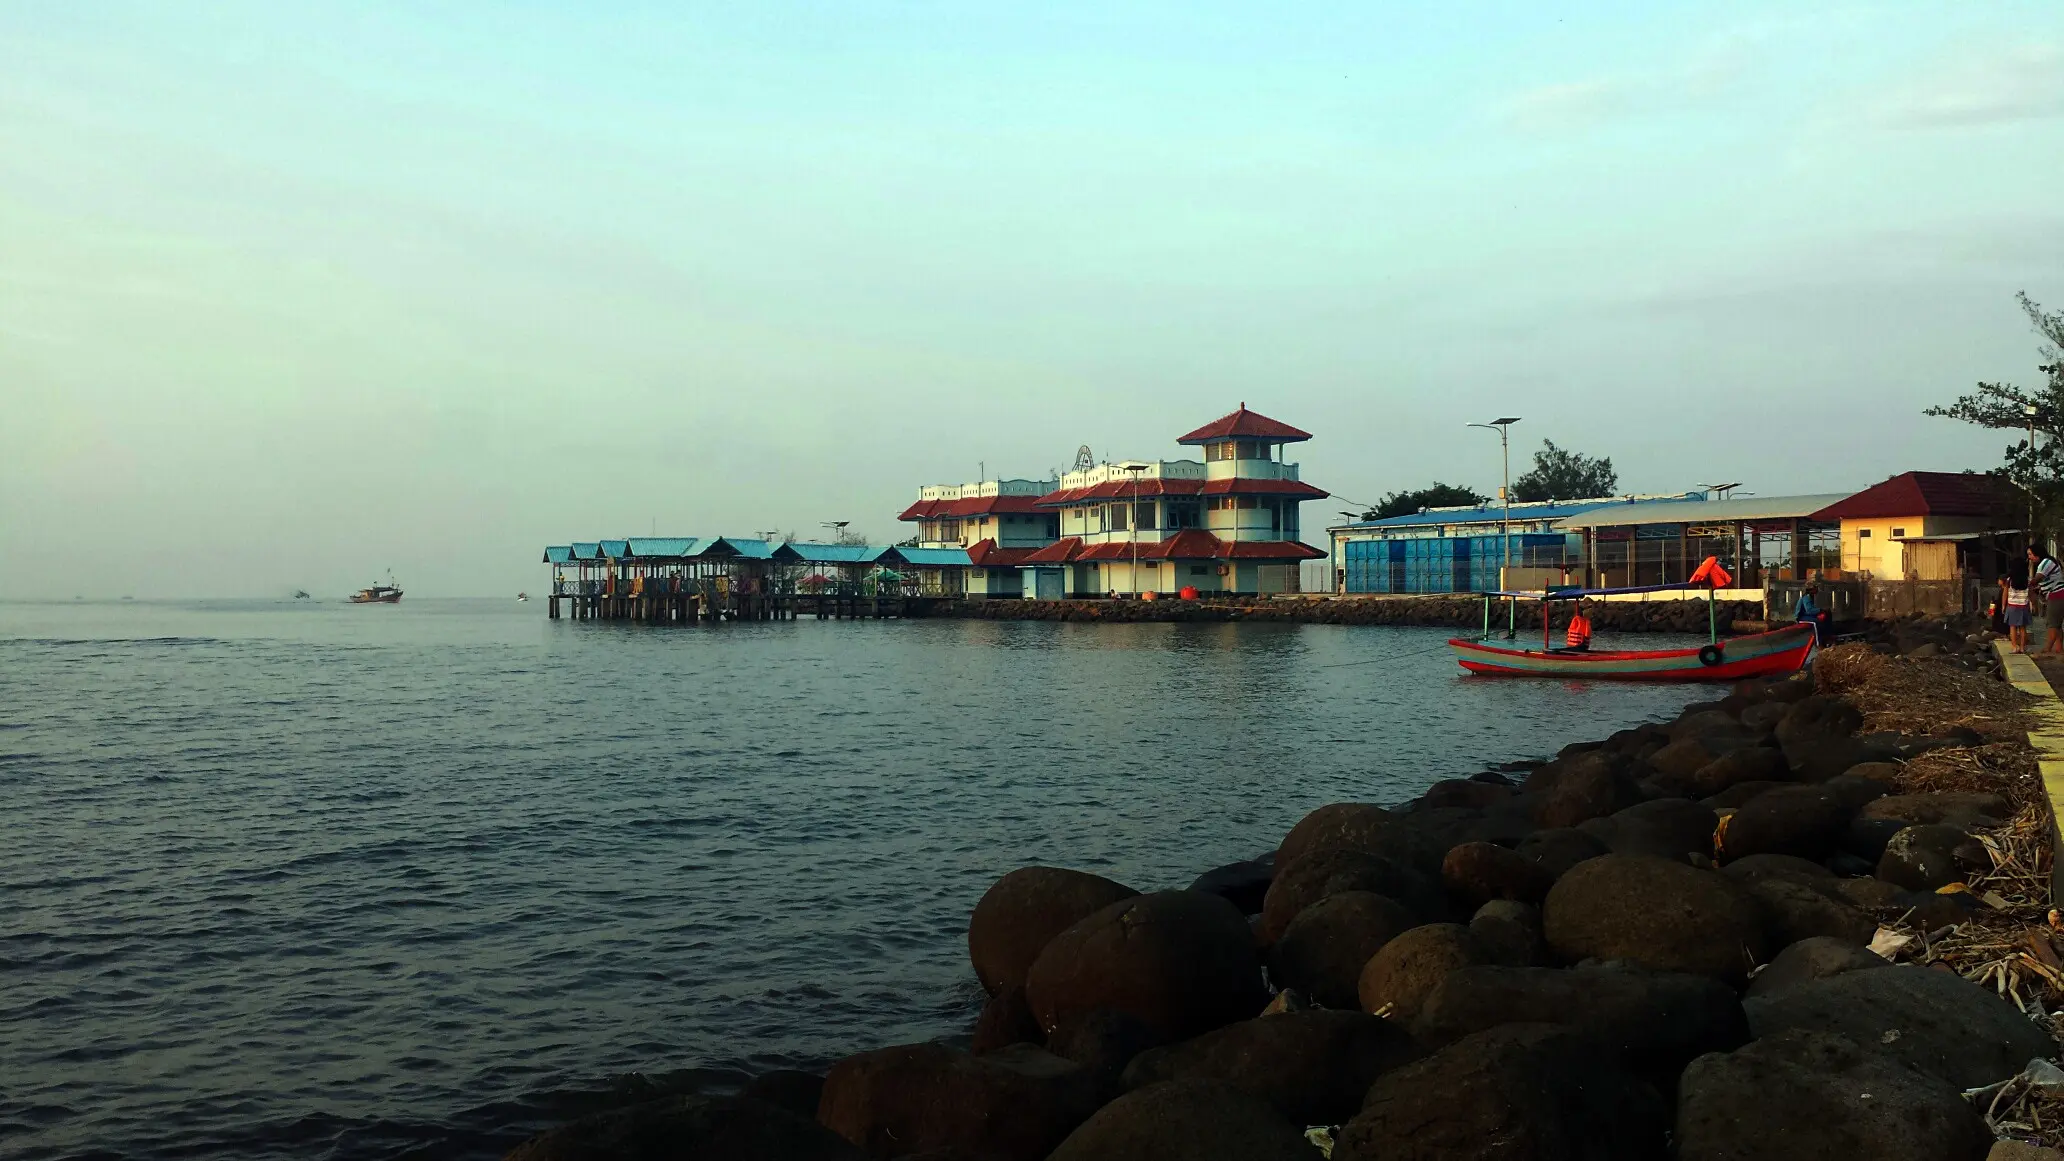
[571,542,602,560]
[884,546,974,566]
[699,536,776,560]
[626,537,699,558]
[598,539,631,558]
[543,546,574,564]
[774,542,884,564]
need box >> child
[2005,567,2032,653]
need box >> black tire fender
[1697,644,1725,667]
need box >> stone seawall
[919,596,1765,635]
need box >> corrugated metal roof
[543,546,573,564]
[1335,494,1698,532]
[774,542,884,563]
[700,536,775,559]
[626,537,698,558]
[571,542,602,560]
[599,539,630,558]
[1559,493,1855,529]
[886,546,974,566]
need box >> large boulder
[1745,937,1889,999]
[1043,1009,1165,1091]
[1648,736,1742,783]
[1673,747,1790,798]
[1267,890,1415,1010]
[1188,859,1273,916]
[971,986,1041,1053]
[1357,922,1490,1023]
[1717,785,1852,862]
[1514,827,1610,879]
[505,1094,861,1161]
[1743,964,2059,1089]
[1863,792,2012,828]
[1529,750,1646,828]
[1469,899,1545,967]
[1716,852,1835,888]
[1024,891,1265,1044]
[1044,1080,1311,1161]
[1442,841,1556,908]
[1277,802,1441,874]
[1260,848,1441,942]
[1422,777,1516,810]
[1333,1024,1670,1161]
[1579,798,1720,864]
[740,1071,829,1119]
[1674,1030,1992,1161]
[1745,877,1878,947]
[968,867,1138,995]
[1120,1009,1421,1125]
[816,1043,1100,1161]
[1876,824,1990,891]
[1411,964,1748,1082]
[1542,855,1768,985]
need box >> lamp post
[1467,418,1522,637]
[2028,403,2041,546]
[1120,462,1148,597]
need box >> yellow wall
[1839,514,1993,580]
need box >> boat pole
[1482,593,1491,641]
[1707,585,1717,645]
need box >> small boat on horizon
[349,584,402,604]
[516,592,529,602]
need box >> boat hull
[1449,623,1814,681]
[349,591,402,604]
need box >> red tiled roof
[1176,405,1313,445]
[1034,478,1207,507]
[966,539,1039,567]
[1017,531,1322,564]
[1809,471,2013,521]
[1198,478,1329,499]
[897,495,1050,521]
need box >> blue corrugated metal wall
[1342,534,1569,593]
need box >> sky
[3,2,2063,597]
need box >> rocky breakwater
[932,594,1764,632]
[506,638,2064,1160]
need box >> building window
[1143,560,1158,568]
[1858,529,1871,538]
[1109,504,1128,531]
[1891,527,1905,537]
[1190,565,1210,576]
[1136,501,1156,529]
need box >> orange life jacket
[1567,614,1593,648]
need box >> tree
[1512,440,1617,502]
[1368,482,1486,519]
[1925,292,2064,535]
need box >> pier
[542,537,963,623]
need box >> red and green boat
[1449,562,1816,681]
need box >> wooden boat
[1451,622,1814,681]
[349,585,403,604]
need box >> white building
[897,477,1059,597]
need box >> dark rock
[1862,792,2013,828]
[971,987,1041,1054]
[1648,736,1740,782]
[1514,827,1610,878]
[1719,785,1852,862]
[1276,802,1440,875]
[1120,1009,1420,1125]
[1529,750,1646,828]
[1606,724,1671,754]
[739,1071,828,1120]
[1681,747,1790,797]
[968,867,1138,995]
[1674,1030,1992,1161]
[1542,854,1768,985]
[1187,859,1272,916]
[1761,675,1816,704]
[1469,899,1544,967]
[1267,890,1415,1010]
[1442,841,1557,908]
[1844,815,1910,863]
[1841,760,1904,784]
[1876,824,1990,891]
[1044,1080,1311,1161]
[1716,852,1835,886]
[1025,890,1265,1044]
[1423,777,1514,810]
[1579,798,1719,864]
[1043,1009,1164,1091]
[1334,1024,1670,1161]
[1357,922,1489,1022]
[1260,849,1441,942]
[817,1043,1100,1161]
[1702,781,1788,811]
[1746,937,1889,999]
[1821,774,1893,812]
[1896,887,1985,930]
[1739,702,1789,732]
[1825,851,1877,877]
[1672,709,1745,739]
[1412,964,1747,1082]
[1776,696,1863,744]
[1832,875,1906,910]
[1746,877,1879,947]
[1744,964,2059,1088]
[505,1093,861,1161]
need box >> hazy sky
[5,3,2062,597]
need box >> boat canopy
[1480,557,1735,601]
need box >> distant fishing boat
[349,583,402,604]
[293,590,310,600]
[516,592,529,602]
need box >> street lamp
[2028,403,2041,544]
[1120,462,1149,597]
[1467,418,1521,637]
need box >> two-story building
[896,477,1060,597]
[1020,405,1327,597]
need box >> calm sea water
[0,599,1704,1160]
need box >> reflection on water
[0,600,1702,1160]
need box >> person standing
[2032,547,2064,654]
[2005,566,2033,653]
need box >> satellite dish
[1073,445,1095,472]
